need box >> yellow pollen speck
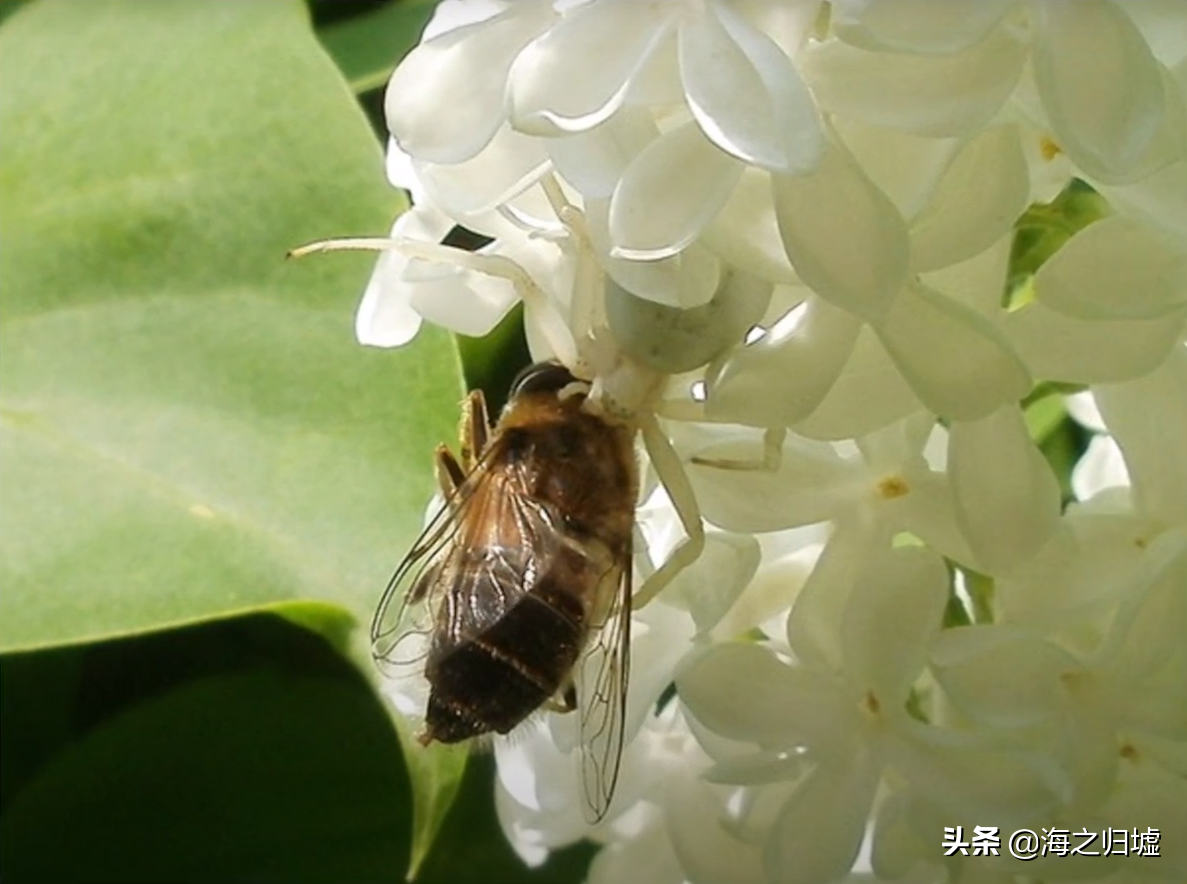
[862,690,881,716]
[1039,136,1062,161]
[189,504,216,519]
[1119,742,1140,762]
[877,476,910,499]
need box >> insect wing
[370,449,559,678]
[576,560,632,823]
[369,476,474,678]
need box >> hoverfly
[372,360,638,821]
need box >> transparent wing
[370,449,558,679]
[576,556,632,823]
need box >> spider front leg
[633,415,706,609]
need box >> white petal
[509,3,676,136]
[619,607,698,744]
[1105,774,1187,880]
[586,202,722,309]
[385,4,554,164]
[493,783,550,867]
[743,2,822,58]
[703,167,796,283]
[800,24,1027,137]
[874,281,1032,421]
[679,1,823,174]
[355,250,423,347]
[403,258,519,338]
[996,512,1159,632]
[606,245,723,311]
[353,209,451,347]
[713,539,822,641]
[831,0,1015,56]
[420,0,504,41]
[705,297,862,428]
[546,108,658,200]
[1009,99,1080,203]
[666,776,767,884]
[833,118,962,221]
[606,266,771,371]
[794,328,924,441]
[1066,390,1107,432]
[884,723,1064,828]
[703,750,808,787]
[1004,299,1187,385]
[1108,539,1187,738]
[1129,1,1187,65]
[920,231,1013,317]
[854,412,932,471]
[1032,1,1167,183]
[910,124,1030,273]
[1073,435,1130,502]
[384,136,421,197]
[763,758,880,884]
[773,138,909,322]
[1051,705,1123,811]
[787,518,886,673]
[1098,147,1187,242]
[609,120,743,260]
[867,790,934,883]
[842,546,949,706]
[663,530,762,637]
[1095,345,1187,525]
[894,470,979,566]
[948,405,1062,574]
[684,429,855,534]
[587,820,686,884]
[676,644,834,748]
[931,625,1078,729]
[414,124,550,220]
[1033,215,1187,321]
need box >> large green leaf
[0,0,461,651]
[1,611,595,882]
[0,617,415,882]
[318,0,436,94]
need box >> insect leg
[690,427,786,472]
[542,682,578,714]
[460,389,491,470]
[634,415,705,609]
[435,444,466,497]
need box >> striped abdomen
[423,575,587,743]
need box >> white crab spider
[291,173,707,609]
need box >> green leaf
[1023,391,1068,444]
[0,627,414,881]
[397,717,470,880]
[2,611,595,883]
[0,0,33,26]
[0,643,83,810]
[417,755,597,884]
[0,0,462,651]
[318,0,436,94]
[455,302,534,416]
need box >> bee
[372,359,638,821]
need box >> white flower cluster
[355,2,1187,883]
